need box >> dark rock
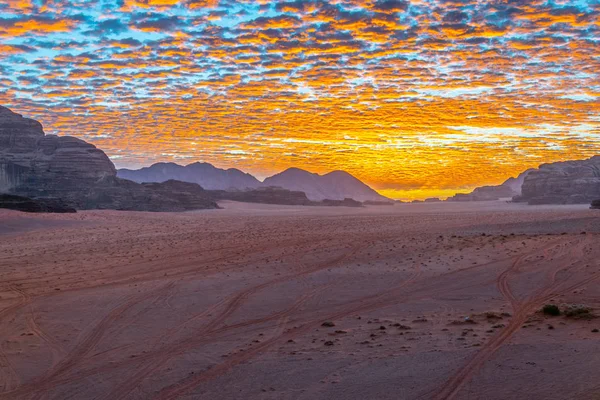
[363,200,395,206]
[517,156,600,205]
[591,199,600,209]
[208,186,312,206]
[0,106,218,212]
[319,198,363,207]
[0,194,76,213]
[447,170,532,202]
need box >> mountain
[515,156,600,205]
[0,105,218,211]
[262,167,390,202]
[118,162,261,190]
[118,164,390,202]
[447,169,532,202]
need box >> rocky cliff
[0,194,76,213]
[0,106,115,193]
[207,186,312,206]
[447,170,532,202]
[0,106,218,211]
[515,156,600,205]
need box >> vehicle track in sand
[147,242,542,400]
[1,229,577,400]
[50,236,533,400]
[429,236,598,400]
[150,236,594,400]
[0,286,32,392]
[103,284,331,400]
[6,242,363,400]
[96,242,368,400]
[17,281,177,400]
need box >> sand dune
[0,202,599,399]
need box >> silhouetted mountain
[119,164,390,202]
[118,162,261,190]
[262,168,390,202]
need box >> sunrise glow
[2,0,599,199]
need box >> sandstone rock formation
[516,157,600,205]
[0,106,218,211]
[207,186,312,206]
[447,170,532,202]
[363,200,395,206]
[0,194,76,213]
[118,162,261,190]
[0,106,116,195]
[320,198,363,207]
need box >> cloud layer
[2,0,599,199]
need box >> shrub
[564,304,595,320]
[542,304,560,316]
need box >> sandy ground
[0,201,599,400]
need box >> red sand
[0,201,599,399]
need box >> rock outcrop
[591,199,600,210]
[0,106,218,211]
[118,162,261,190]
[207,186,312,206]
[447,170,532,202]
[515,157,600,205]
[363,200,395,206]
[262,168,389,202]
[0,106,116,194]
[0,194,76,213]
[320,198,363,207]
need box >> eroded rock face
[0,194,76,213]
[518,157,600,205]
[447,170,532,202]
[0,106,115,194]
[0,106,218,211]
[207,186,312,206]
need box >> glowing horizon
[1,0,599,200]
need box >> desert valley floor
[1,201,599,400]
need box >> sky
[1,0,599,200]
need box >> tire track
[98,244,365,400]
[429,236,596,400]
[8,282,176,400]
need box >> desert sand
[0,201,599,400]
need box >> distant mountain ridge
[118,162,261,191]
[117,163,390,202]
[262,167,390,202]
